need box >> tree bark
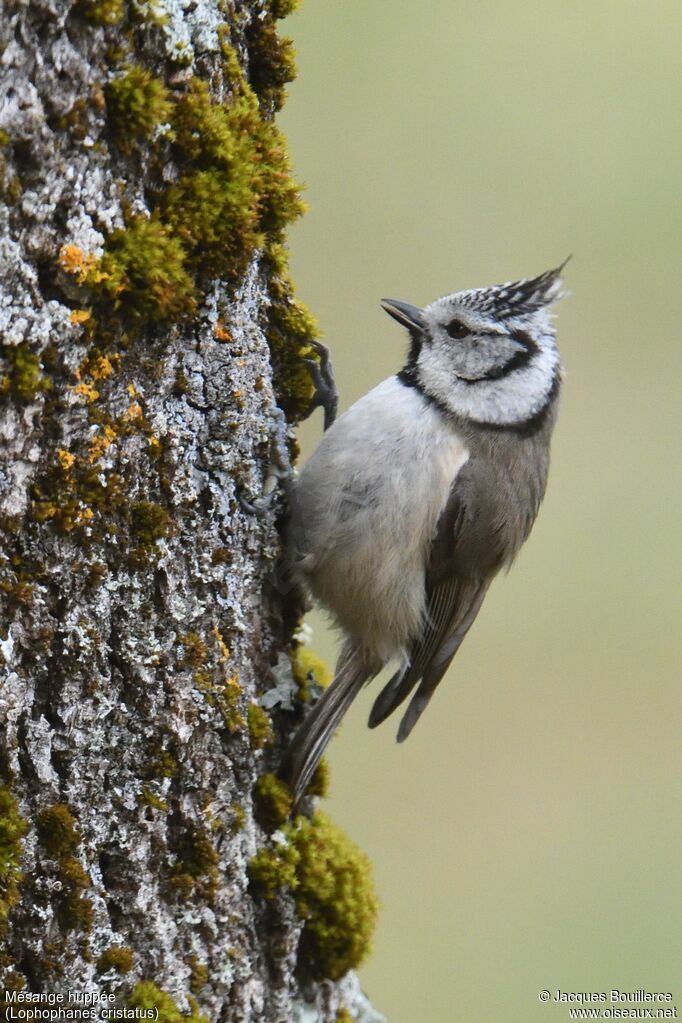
[0,1,382,1020]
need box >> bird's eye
[446,319,468,339]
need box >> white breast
[294,376,469,665]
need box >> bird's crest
[455,259,570,318]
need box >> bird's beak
[380,298,425,333]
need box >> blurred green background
[278,2,682,1020]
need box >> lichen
[128,982,210,1023]
[35,805,94,933]
[0,786,28,933]
[96,945,134,974]
[253,773,292,833]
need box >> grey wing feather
[280,647,375,809]
[396,580,489,741]
[368,461,493,738]
[367,576,461,728]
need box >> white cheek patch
[418,333,560,426]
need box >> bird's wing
[368,461,495,740]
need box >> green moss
[253,773,292,833]
[169,824,220,901]
[50,12,317,428]
[246,19,297,113]
[130,500,174,546]
[162,77,303,284]
[95,218,197,325]
[128,982,210,1023]
[0,343,52,402]
[36,804,79,857]
[137,786,169,812]
[290,644,333,702]
[96,945,134,974]
[335,1012,353,1023]
[271,0,300,18]
[178,632,207,669]
[247,703,273,750]
[36,805,94,933]
[186,955,208,995]
[75,0,125,25]
[230,803,246,835]
[292,812,378,981]
[248,838,299,900]
[30,454,125,536]
[141,745,178,780]
[0,786,28,932]
[106,66,172,141]
[249,812,378,980]
[306,756,330,800]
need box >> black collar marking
[397,362,561,439]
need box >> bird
[280,262,567,806]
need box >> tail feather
[280,649,371,808]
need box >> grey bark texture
[0,0,383,1020]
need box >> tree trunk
[0,1,382,1020]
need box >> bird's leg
[302,339,338,431]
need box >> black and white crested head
[383,262,567,430]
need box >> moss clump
[106,66,172,141]
[246,17,297,113]
[137,786,168,812]
[30,453,124,536]
[0,786,28,932]
[247,703,273,750]
[162,77,303,284]
[36,804,94,933]
[248,837,299,900]
[306,756,330,800]
[249,812,378,981]
[0,343,51,402]
[75,0,125,24]
[290,644,333,702]
[128,982,209,1023]
[76,0,125,24]
[292,812,378,981]
[130,500,174,546]
[186,955,208,995]
[253,773,292,833]
[141,745,178,780]
[335,1012,353,1023]
[271,0,300,18]
[178,632,208,669]
[95,218,197,325]
[169,824,220,901]
[96,945,134,974]
[264,271,319,422]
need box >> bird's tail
[280,647,372,809]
